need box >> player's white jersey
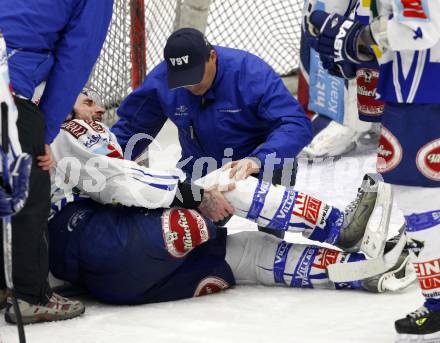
[307,0,440,104]
[331,0,440,104]
[375,0,440,104]
[50,119,185,217]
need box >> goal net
[88,0,304,125]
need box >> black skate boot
[337,173,382,251]
[395,306,440,343]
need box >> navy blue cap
[164,28,212,89]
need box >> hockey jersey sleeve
[378,0,440,51]
[242,55,313,166]
[39,0,113,144]
[51,119,186,209]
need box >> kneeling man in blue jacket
[112,28,313,238]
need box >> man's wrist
[171,181,204,209]
[247,156,262,168]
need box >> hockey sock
[405,210,440,311]
[394,186,440,312]
[225,231,365,290]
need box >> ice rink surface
[0,122,420,343]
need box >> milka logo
[334,20,354,62]
[170,55,189,66]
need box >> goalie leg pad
[225,231,365,289]
[196,168,342,242]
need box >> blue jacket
[113,46,312,176]
[0,0,113,143]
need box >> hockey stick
[1,101,26,343]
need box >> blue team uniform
[112,46,312,178]
[376,45,440,188]
[48,200,235,304]
[0,0,113,143]
[378,103,440,187]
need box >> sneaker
[336,174,380,251]
[395,306,440,343]
[5,292,85,324]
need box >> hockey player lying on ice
[46,90,415,306]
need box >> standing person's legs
[0,97,51,304]
[2,98,85,324]
[378,103,440,341]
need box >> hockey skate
[328,224,407,283]
[5,292,85,324]
[361,230,416,293]
[395,307,440,343]
[337,173,392,256]
[300,120,359,159]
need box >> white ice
[0,122,421,343]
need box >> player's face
[184,50,217,96]
[73,93,105,122]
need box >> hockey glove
[0,153,32,217]
[320,54,357,80]
[308,10,373,64]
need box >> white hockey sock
[225,231,365,289]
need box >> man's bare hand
[225,158,260,181]
[198,183,235,222]
[36,144,53,172]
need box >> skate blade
[360,181,393,258]
[396,331,440,343]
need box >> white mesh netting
[88,0,304,125]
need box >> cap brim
[167,64,205,90]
